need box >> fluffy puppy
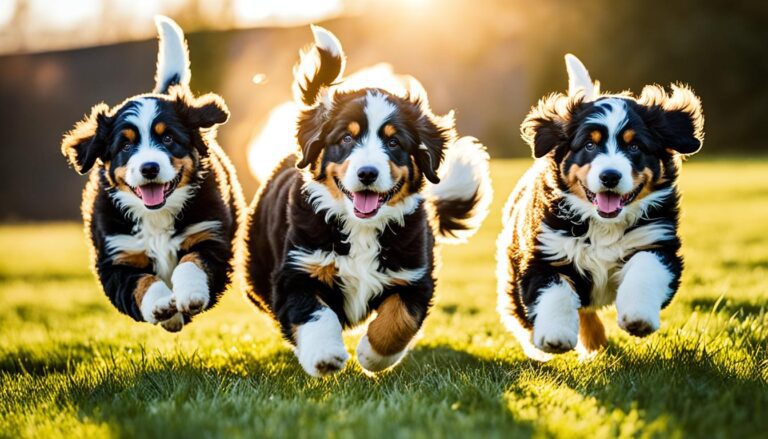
[496,54,704,360]
[244,26,492,376]
[61,17,244,331]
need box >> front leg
[616,251,679,337]
[172,253,211,316]
[528,276,581,353]
[356,280,431,373]
[274,269,349,377]
[172,232,232,316]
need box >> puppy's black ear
[295,107,325,169]
[61,103,112,174]
[521,93,569,159]
[638,84,704,155]
[187,93,229,129]
[414,110,454,184]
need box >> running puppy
[61,17,244,331]
[496,55,704,360]
[244,26,492,376]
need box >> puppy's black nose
[140,162,160,180]
[599,169,622,188]
[357,166,379,185]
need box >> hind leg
[578,310,607,353]
[356,294,424,373]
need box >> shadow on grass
[687,296,766,317]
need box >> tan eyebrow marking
[590,130,602,144]
[121,129,136,143]
[153,121,166,136]
[623,129,635,144]
[347,121,360,137]
[383,123,397,138]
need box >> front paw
[296,342,349,377]
[171,261,210,316]
[356,335,407,373]
[618,311,660,337]
[533,320,579,354]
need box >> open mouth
[582,183,643,219]
[335,177,404,219]
[131,173,181,210]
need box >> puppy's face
[523,86,703,221]
[62,89,228,210]
[298,89,452,220]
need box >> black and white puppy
[496,55,704,360]
[61,17,244,332]
[245,27,492,376]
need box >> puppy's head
[523,82,703,221]
[293,26,454,220]
[61,16,229,210]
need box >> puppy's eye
[341,134,354,146]
[162,135,174,146]
[122,143,133,152]
[585,142,596,151]
[387,138,400,148]
[628,144,640,153]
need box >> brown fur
[134,274,159,307]
[578,309,607,352]
[153,121,166,136]
[386,161,411,206]
[112,251,151,268]
[122,129,137,143]
[180,229,221,251]
[563,161,591,201]
[590,130,602,144]
[383,123,397,138]
[180,253,207,272]
[347,121,361,137]
[367,294,419,356]
[622,128,635,144]
[304,263,336,286]
[320,159,349,199]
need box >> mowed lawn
[0,159,766,438]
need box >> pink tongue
[352,191,380,213]
[596,192,621,213]
[137,184,166,207]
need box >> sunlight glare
[247,102,300,182]
[233,0,343,26]
[0,0,16,30]
[29,0,100,30]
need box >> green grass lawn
[1,159,766,438]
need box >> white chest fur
[105,213,221,285]
[289,223,425,325]
[536,220,674,308]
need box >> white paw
[295,307,348,377]
[356,335,407,373]
[159,312,184,333]
[533,320,579,353]
[618,309,660,337]
[172,261,209,315]
[140,281,175,324]
[297,341,349,377]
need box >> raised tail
[153,15,191,93]
[292,25,346,108]
[427,137,492,244]
[565,53,599,101]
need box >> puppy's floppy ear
[295,106,325,169]
[638,84,704,155]
[521,93,570,158]
[414,110,455,185]
[61,103,112,174]
[187,93,230,129]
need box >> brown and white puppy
[61,17,244,332]
[497,55,704,360]
[244,27,492,376]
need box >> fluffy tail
[153,15,191,93]
[565,53,599,101]
[427,137,492,244]
[292,25,346,108]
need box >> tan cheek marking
[172,156,195,188]
[563,162,590,201]
[622,129,635,144]
[386,161,411,206]
[383,124,397,138]
[347,121,361,137]
[321,161,346,200]
[122,129,136,143]
[590,130,602,144]
[578,310,607,352]
[113,251,151,268]
[634,167,656,200]
[154,122,166,136]
[367,295,419,356]
[134,274,159,308]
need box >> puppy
[61,17,244,332]
[496,54,704,360]
[244,26,492,376]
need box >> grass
[0,159,766,438]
